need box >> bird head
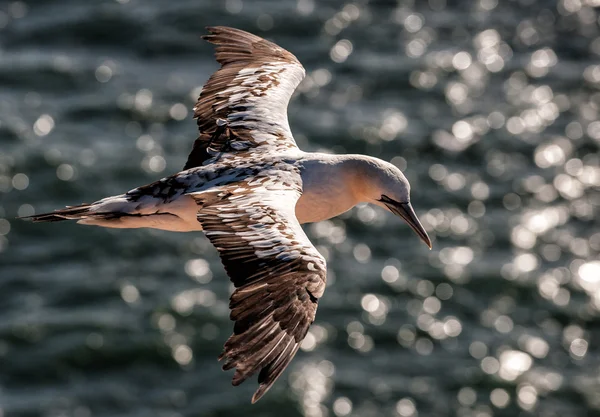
[355,157,432,249]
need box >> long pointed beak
[386,201,432,249]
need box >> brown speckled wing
[194,181,326,403]
[185,26,305,169]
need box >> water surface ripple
[1,1,599,416]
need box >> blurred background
[1,0,600,416]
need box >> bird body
[34,152,408,230]
[24,26,432,403]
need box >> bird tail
[20,192,202,232]
[19,195,141,226]
[20,203,95,223]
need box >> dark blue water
[1,1,599,416]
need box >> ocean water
[1,0,599,416]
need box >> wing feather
[195,181,326,403]
[185,27,305,169]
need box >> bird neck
[295,154,374,224]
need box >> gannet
[23,26,432,403]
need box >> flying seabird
[23,26,432,403]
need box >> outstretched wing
[185,26,306,169]
[193,180,326,403]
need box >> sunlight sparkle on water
[290,361,334,417]
[498,350,533,381]
[2,2,599,415]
